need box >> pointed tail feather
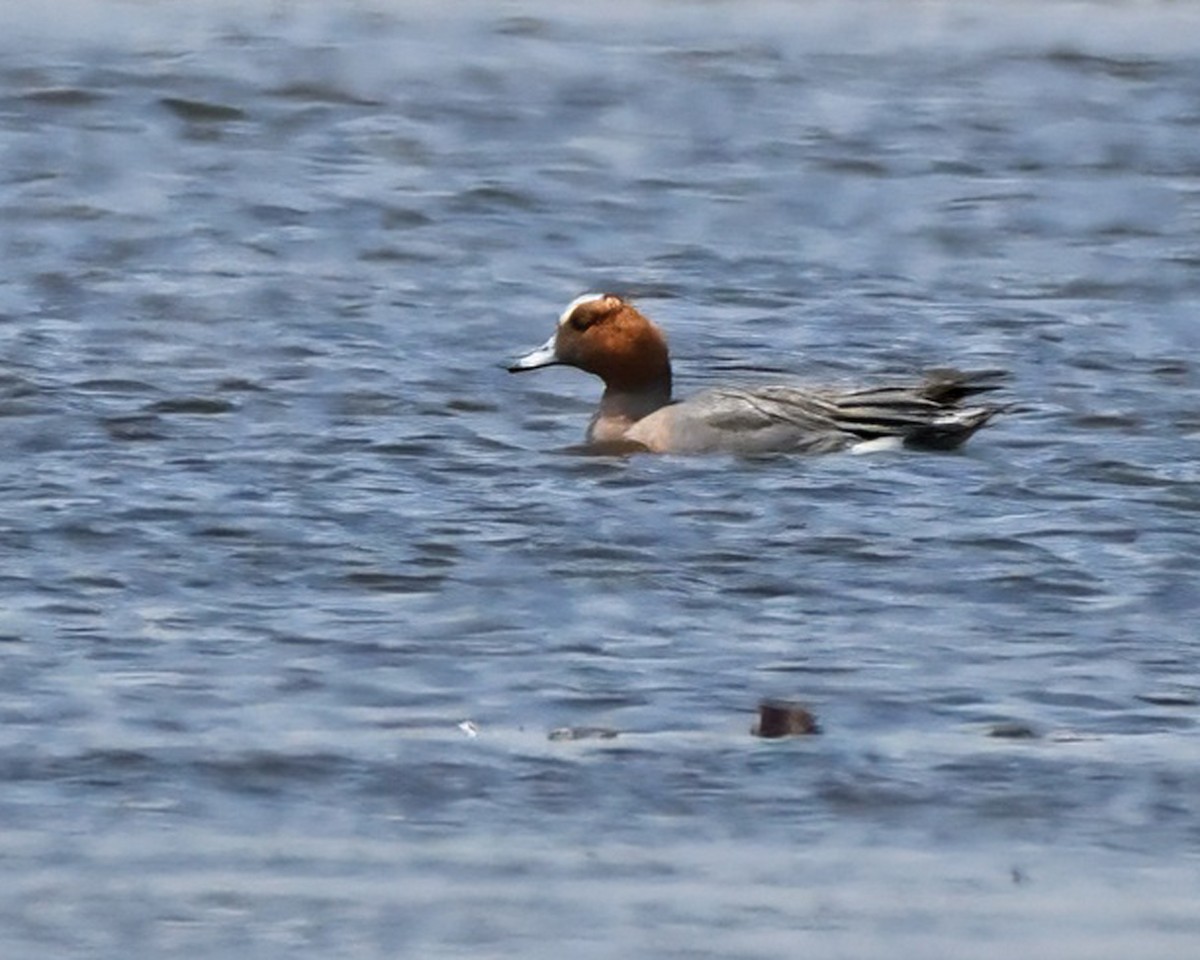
[917,368,1008,405]
[830,368,1009,449]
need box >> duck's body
[509,294,1004,455]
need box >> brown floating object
[753,700,821,738]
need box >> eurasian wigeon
[509,293,1005,455]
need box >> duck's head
[508,294,671,393]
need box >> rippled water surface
[3,1,1200,957]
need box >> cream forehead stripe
[558,293,605,327]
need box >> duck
[508,293,1005,455]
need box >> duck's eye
[569,309,595,332]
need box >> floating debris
[1135,692,1198,707]
[148,396,235,415]
[988,721,1039,740]
[1047,729,1099,743]
[547,726,619,742]
[753,700,820,738]
[101,414,165,442]
[24,87,107,106]
[159,96,247,122]
[457,721,478,738]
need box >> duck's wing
[627,370,1007,455]
[701,369,1006,452]
[662,386,857,454]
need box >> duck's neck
[588,378,672,443]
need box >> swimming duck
[509,293,1004,455]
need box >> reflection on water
[2,1,1199,957]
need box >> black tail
[831,369,1008,450]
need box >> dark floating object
[101,414,165,442]
[159,96,247,122]
[1135,692,1199,707]
[988,721,1039,739]
[753,700,820,738]
[25,87,107,106]
[148,396,236,415]
[547,726,619,742]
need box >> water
[2,1,1199,956]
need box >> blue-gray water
[2,1,1199,957]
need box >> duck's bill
[508,335,558,372]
